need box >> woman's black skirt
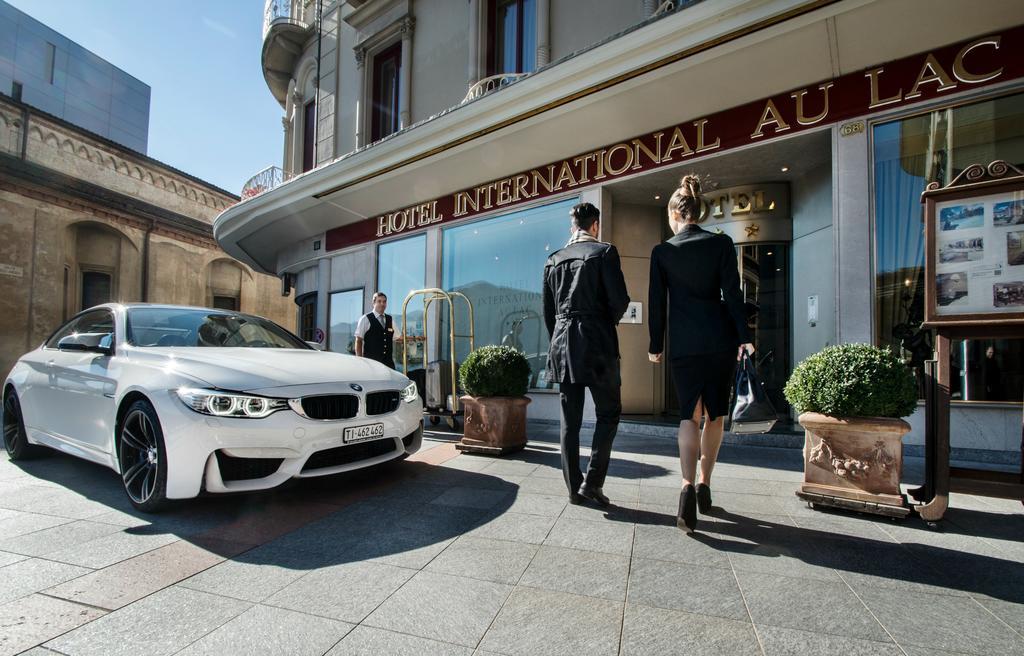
[671,351,737,420]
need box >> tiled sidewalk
[0,425,1022,656]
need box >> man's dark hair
[571,202,600,231]
[372,291,387,301]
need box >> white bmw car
[2,303,422,512]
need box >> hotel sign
[327,27,1023,250]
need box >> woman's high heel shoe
[677,485,697,533]
[696,483,712,514]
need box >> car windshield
[127,308,310,349]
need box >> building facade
[0,0,150,153]
[0,94,294,378]
[218,0,1024,462]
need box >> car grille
[366,390,400,416]
[302,438,397,472]
[215,451,283,482]
[301,394,358,420]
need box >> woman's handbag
[731,351,777,434]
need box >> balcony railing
[263,0,308,40]
[241,166,291,200]
[462,73,530,104]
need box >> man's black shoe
[569,492,583,505]
[577,484,610,508]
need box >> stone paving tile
[327,624,473,656]
[725,537,844,583]
[430,486,514,510]
[0,520,127,558]
[631,524,734,569]
[425,536,538,585]
[627,556,748,620]
[515,475,570,496]
[0,550,28,568]
[0,558,91,606]
[559,498,639,524]
[755,624,904,655]
[518,545,629,601]
[178,543,324,603]
[0,593,106,656]
[0,512,70,541]
[44,586,250,656]
[479,460,539,478]
[44,539,236,610]
[502,492,567,517]
[174,603,353,656]
[543,517,634,556]
[735,570,891,643]
[464,511,556,544]
[856,586,1024,656]
[363,571,512,647]
[45,527,182,569]
[619,603,762,656]
[973,595,1024,636]
[0,486,113,520]
[478,586,623,656]
[264,560,416,623]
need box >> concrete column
[425,227,441,361]
[468,0,481,84]
[317,257,330,346]
[536,0,550,67]
[400,18,414,129]
[833,123,873,345]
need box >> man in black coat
[354,291,396,369]
[543,202,630,507]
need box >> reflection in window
[378,234,426,367]
[296,292,317,343]
[372,42,402,141]
[329,289,363,355]
[442,198,576,390]
[491,0,536,75]
[873,92,1024,402]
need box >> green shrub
[459,345,530,397]
[784,343,917,418]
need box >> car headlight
[176,388,289,418]
[401,381,418,404]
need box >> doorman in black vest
[355,291,396,369]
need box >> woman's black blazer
[648,224,751,359]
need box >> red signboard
[327,26,1024,251]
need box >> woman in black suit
[648,175,753,532]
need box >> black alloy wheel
[118,399,170,513]
[3,390,42,460]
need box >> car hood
[130,347,408,393]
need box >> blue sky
[8,0,283,196]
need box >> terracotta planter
[797,412,912,515]
[456,395,530,455]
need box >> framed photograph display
[922,161,1024,327]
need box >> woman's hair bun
[678,174,702,198]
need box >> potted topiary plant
[457,345,531,455]
[784,343,918,517]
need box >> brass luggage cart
[400,288,475,430]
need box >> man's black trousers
[559,379,622,494]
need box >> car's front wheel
[118,399,170,513]
[3,389,43,460]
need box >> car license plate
[343,423,385,444]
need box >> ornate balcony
[262,0,313,107]
[241,166,291,200]
[462,73,530,104]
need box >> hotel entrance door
[665,243,790,422]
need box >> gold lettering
[481,182,497,210]
[531,165,555,195]
[392,210,409,232]
[866,67,903,109]
[430,201,443,223]
[553,161,578,190]
[631,133,663,170]
[905,53,957,99]
[573,153,597,184]
[791,83,833,126]
[752,191,775,213]
[712,194,727,219]
[376,215,390,237]
[663,127,693,161]
[953,37,1002,83]
[605,144,634,176]
[513,174,531,201]
[593,149,607,180]
[694,119,720,153]
[751,99,791,139]
[497,179,513,205]
[453,189,479,217]
[733,193,751,215]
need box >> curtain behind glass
[442,198,577,390]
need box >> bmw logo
[350,383,363,392]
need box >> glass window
[296,292,317,342]
[212,295,238,311]
[372,42,402,142]
[81,270,111,310]
[329,289,363,354]
[442,198,576,390]
[302,100,316,172]
[126,308,308,349]
[492,0,536,75]
[46,309,115,349]
[378,234,426,368]
[873,92,1024,402]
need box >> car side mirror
[58,332,114,356]
[305,341,325,351]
